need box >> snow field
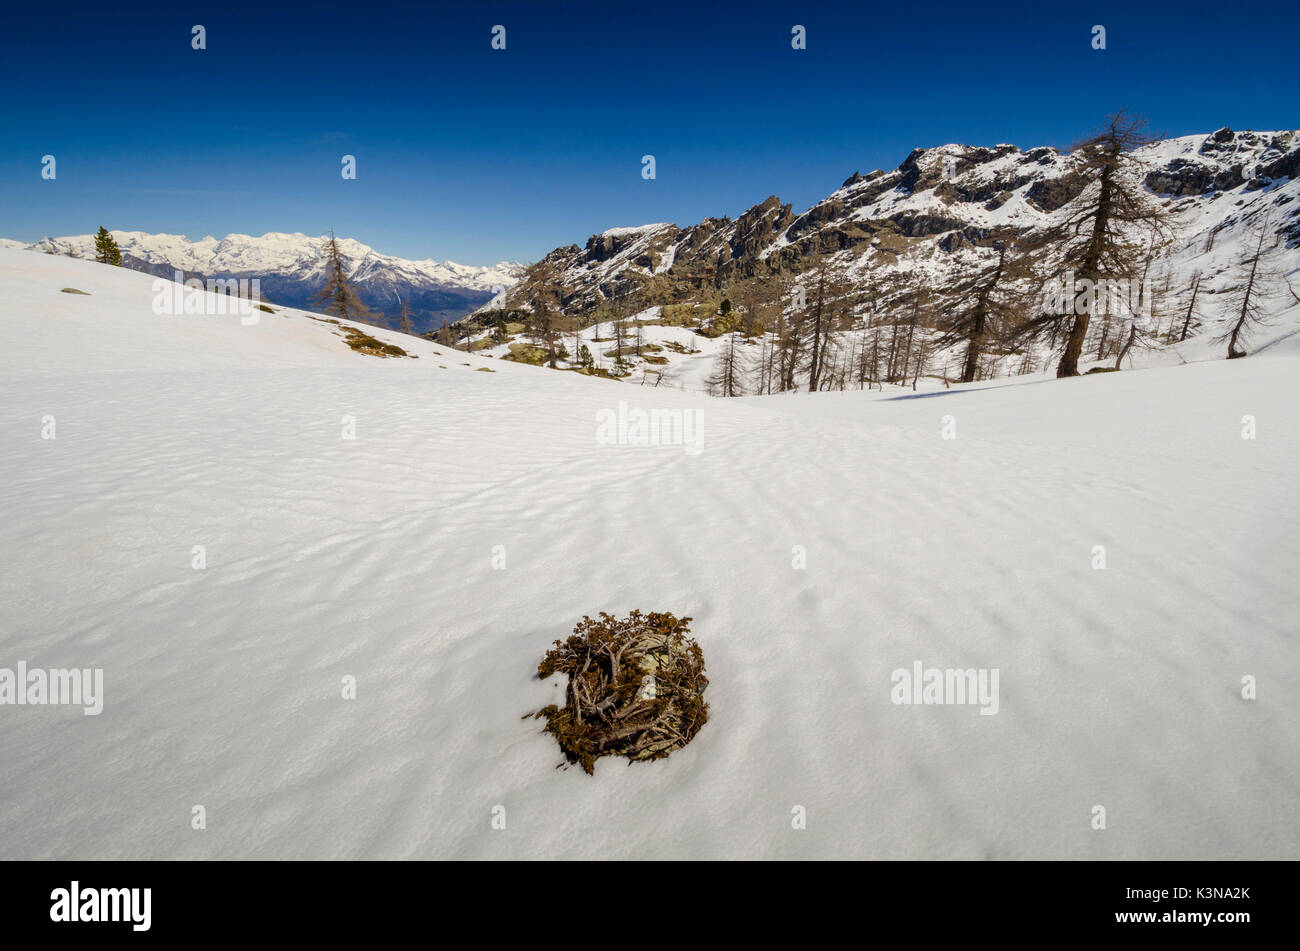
[1,250,1297,859]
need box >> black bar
[3,860,1285,939]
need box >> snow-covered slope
[0,247,497,374]
[11,231,523,333]
[1,250,1297,859]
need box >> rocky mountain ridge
[496,127,1299,320]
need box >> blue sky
[1,0,1296,265]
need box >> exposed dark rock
[729,196,795,259]
[938,231,964,252]
[1145,158,1216,196]
[888,211,969,239]
[1257,147,1300,183]
[1214,164,1246,190]
[786,199,846,242]
[895,148,927,193]
[1025,171,1087,212]
[585,231,639,263]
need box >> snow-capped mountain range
[497,127,1300,320]
[0,231,523,331]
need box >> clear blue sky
[1,0,1296,265]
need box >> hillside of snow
[1,250,1297,859]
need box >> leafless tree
[1217,213,1282,359]
[776,307,805,392]
[1015,112,1175,377]
[935,235,1034,383]
[313,230,379,326]
[706,333,746,397]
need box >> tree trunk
[1057,158,1115,377]
[1179,275,1200,341]
[961,302,986,384]
[1058,313,1090,377]
[1228,231,1264,359]
[1114,323,1137,369]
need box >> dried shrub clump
[339,325,411,358]
[531,611,709,775]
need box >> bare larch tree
[1016,112,1175,377]
[936,234,1034,383]
[313,230,379,326]
[706,332,746,397]
[1217,212,1280,359]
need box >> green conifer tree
[93,227,122,266]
